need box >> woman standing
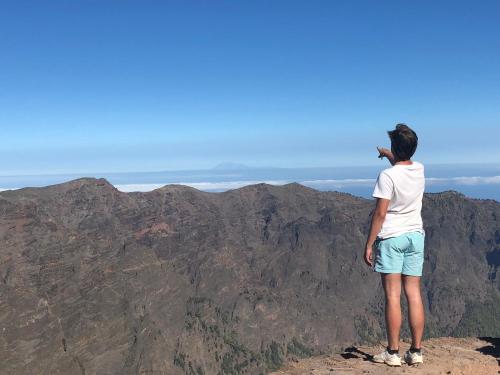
[364,124,425,367]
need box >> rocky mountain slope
[0,178,499,374]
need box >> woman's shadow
[340,346,374,361]
[477,337,500,366]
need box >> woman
[364,124,425,367]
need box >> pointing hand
[377,147,391,159]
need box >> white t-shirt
[372,161,425,239]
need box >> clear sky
[0,0,499,175]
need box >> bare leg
[381,273,402,350]
[403,275,424,349]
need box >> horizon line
[1,161,499,178]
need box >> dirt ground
[270,337,500,375]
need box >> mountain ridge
[3,177,494,204]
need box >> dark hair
[388,124,418,161]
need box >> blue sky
[0,0,499,175]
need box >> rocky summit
[0,178,499,374]
[270,337,500,374]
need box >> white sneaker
[373,349,401,366]
[404,350,423,365]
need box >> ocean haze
[1,163,499,201]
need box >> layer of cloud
[426,176,500,186]
[301,178,376,188]
[115,175,500,192]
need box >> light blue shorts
[374,231,425,276]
